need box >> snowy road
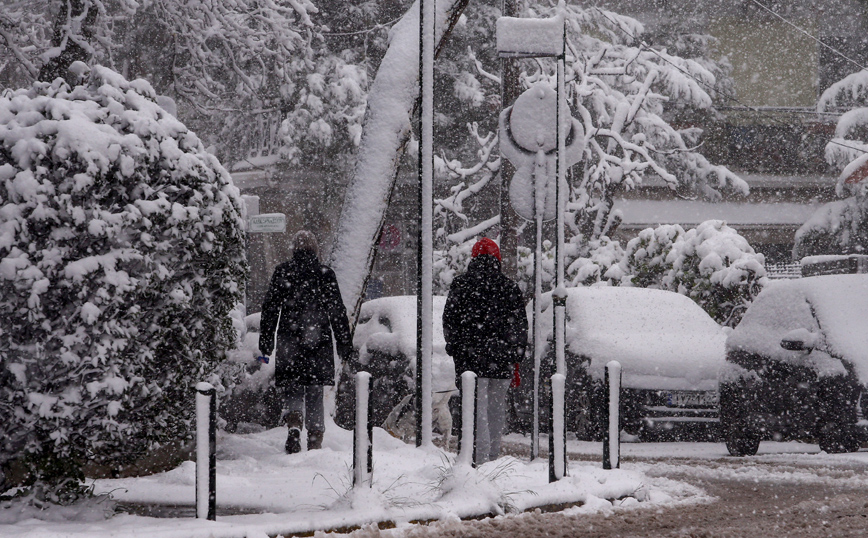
[327,437,868,537]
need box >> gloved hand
[510,363,521,388]
[343,349,361,374]
[256,355,270,365]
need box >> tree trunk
[38,0,99,83]
[499,0,521,280]
[328,0,469,326]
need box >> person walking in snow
[259,230,354,454]
[443,237,528,464]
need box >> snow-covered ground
[4,426,868,537]
[0,422,674,538]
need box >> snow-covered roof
[537,287,726,391]
[727,274,868,382]
[615,199,821,227]
[354,295,455,392]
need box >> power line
[748,0,868,73]
[321,16,402,37]
[591,7,868,158]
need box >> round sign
[508,82,571,153]
[378,224,401,251]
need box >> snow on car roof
[727,274,868,382]
[354,295,455,392]
[537,286,726,391]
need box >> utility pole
[500,0,520,279]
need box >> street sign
[499,83,583,222]
[248,213,286,233]
[496,15,565,58]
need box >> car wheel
[818,422,861,453]
[725,428,760,456]
[720,385,760,456]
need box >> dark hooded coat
[442,254,528,379]
[259,250,353,386]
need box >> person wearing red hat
[443,237,528,464]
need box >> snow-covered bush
[0,66,247,495]
[566,235,625,286]
[651,221,767,326]
[580,221,766,326]
[620,224,687,288]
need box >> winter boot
[307,430,324,450]
[284,411,303,454]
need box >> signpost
[497,4,579,472]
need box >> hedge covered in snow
[0,65,247,490]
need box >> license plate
[665,391,719,408]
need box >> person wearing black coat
[443,238,528,463]
[259,230,353,454]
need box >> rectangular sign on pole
[248,213,286,233]
[496,15,565,58]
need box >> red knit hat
[471,237,501,261]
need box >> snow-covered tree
[430,4,747,294]
[0,0,368,171]
[0,66,247,497]
[795,70,868,258]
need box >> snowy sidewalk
[0,424,689,538]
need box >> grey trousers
[475,377,510,464]
[281,384,324,432]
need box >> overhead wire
[590,6,868,158]
[748,0,868,72]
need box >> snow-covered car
[721,274,868,455]
[334,296,456,437]
[510,287,727,441]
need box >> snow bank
[0,424,681,537]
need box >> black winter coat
[442,255,528,379]
[259,250,353,386]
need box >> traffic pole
[353,372,373,488]
[603,361,621,470]
[195,382,216,520]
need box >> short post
[603,361,621,470]
[353,371,373,488]
[549,373,566,481]
[457,371,477,467]
[195,382,216,520]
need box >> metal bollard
[549,373,566,481]
[457,371,477,467]
[603,361,621,470]
[195,382,216,520]
[353,371,373,488]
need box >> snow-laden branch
[447,215,500,244]
[467,46,501,84]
